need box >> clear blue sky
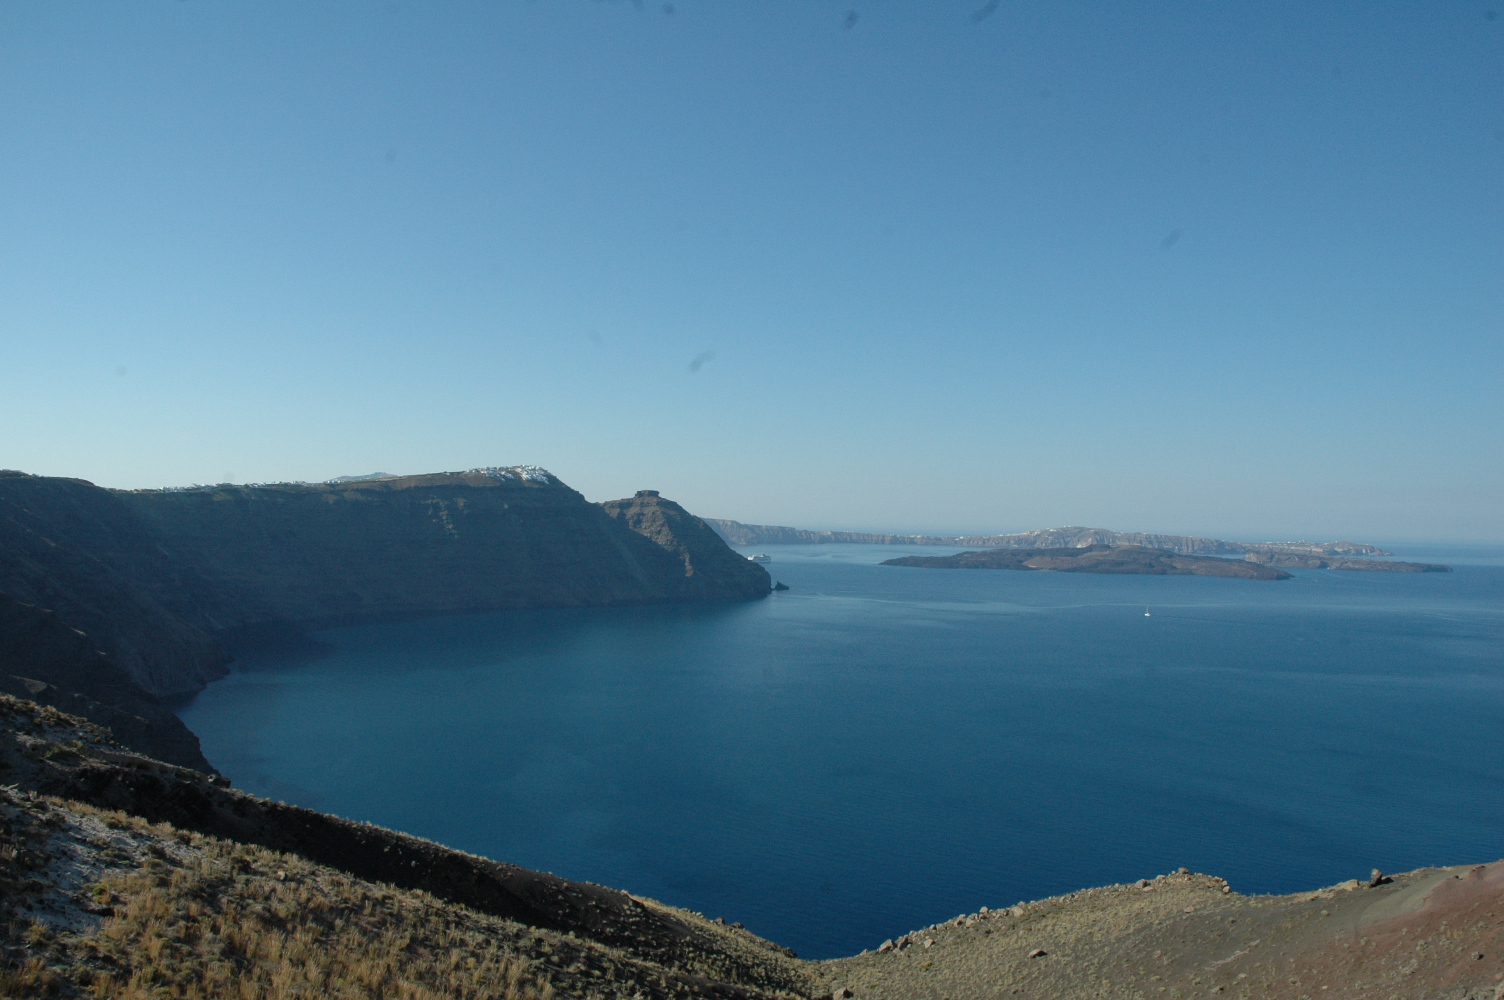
[2,2,1499,542]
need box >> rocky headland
[0,467,768,765]
[881,545,1294,580]
[3,697,1500,1000]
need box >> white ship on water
[747,553,772,564]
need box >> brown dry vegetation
[2,801,563,999]
[0,694,811,1000]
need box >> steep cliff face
[2,469,767,702]
[602,491,772,601]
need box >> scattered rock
[1028,948,1047,958]
[878,940,894,953]
[1368,869,1390,887]
[923,938,934,949]
[1010,905,1025,918]
[832,988,854,999]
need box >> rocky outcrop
[882,545,1292,579]
[602,491,772,601]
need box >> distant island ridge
[881,544,1294,580]
[705,519,1450,573]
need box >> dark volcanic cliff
[114,470,769,627]
[0,467,768,758]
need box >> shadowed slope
[0,595,213,771]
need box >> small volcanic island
[882,544,1293,579]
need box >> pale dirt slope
[816,866,1504,1000]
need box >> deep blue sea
[180,544,1504,959]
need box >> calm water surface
[181,545,1504,959]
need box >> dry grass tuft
[3,801,560,1000]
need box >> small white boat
[1144,608,1151,617]
[748,553,772,564]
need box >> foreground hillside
[816,869,1504,999]
[4,698,1500,999]
[0,696,812,999]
